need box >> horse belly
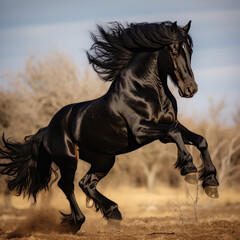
[77,114,129,155]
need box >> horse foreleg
[176,122,219,198]
[132,121,197,183]
[140,122,198,182]
[79,155,122,221]
[159,135,198,184]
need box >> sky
[0,0,240,123]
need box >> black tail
[0,128,57,202]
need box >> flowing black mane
[87,21,193,81]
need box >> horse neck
[116,51,169,102]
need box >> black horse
[0,21,219,233]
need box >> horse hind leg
[79,155,122,221]
[56,152,85,233]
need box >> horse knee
[197,136,208,151]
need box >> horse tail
[0,127,57,202]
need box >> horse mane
[87,21,193,82]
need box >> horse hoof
[184,173,198,184]
[205,186,219,198]
[59,211,84,234]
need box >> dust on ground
[0,185,240,240]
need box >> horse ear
[183,20,191,33]
[171,21,178,33]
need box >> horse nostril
[186,87,191,95]
[185,85,198,97]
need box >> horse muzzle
[178,83,198,98]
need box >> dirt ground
[0,185,240,240]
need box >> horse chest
[143,98,177,125]
[156,109,176,125]
[157,100,177,124]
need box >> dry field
[0,184,240,240]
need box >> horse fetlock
[175,150,194,170]
[75,213,86,223]
[180,161,197,176]
[201,174,219,188]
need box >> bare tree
[217,135,240,186]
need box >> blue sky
[0,0,240,123]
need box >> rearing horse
[0,21,219,233]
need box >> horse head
[160,21,198,98]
